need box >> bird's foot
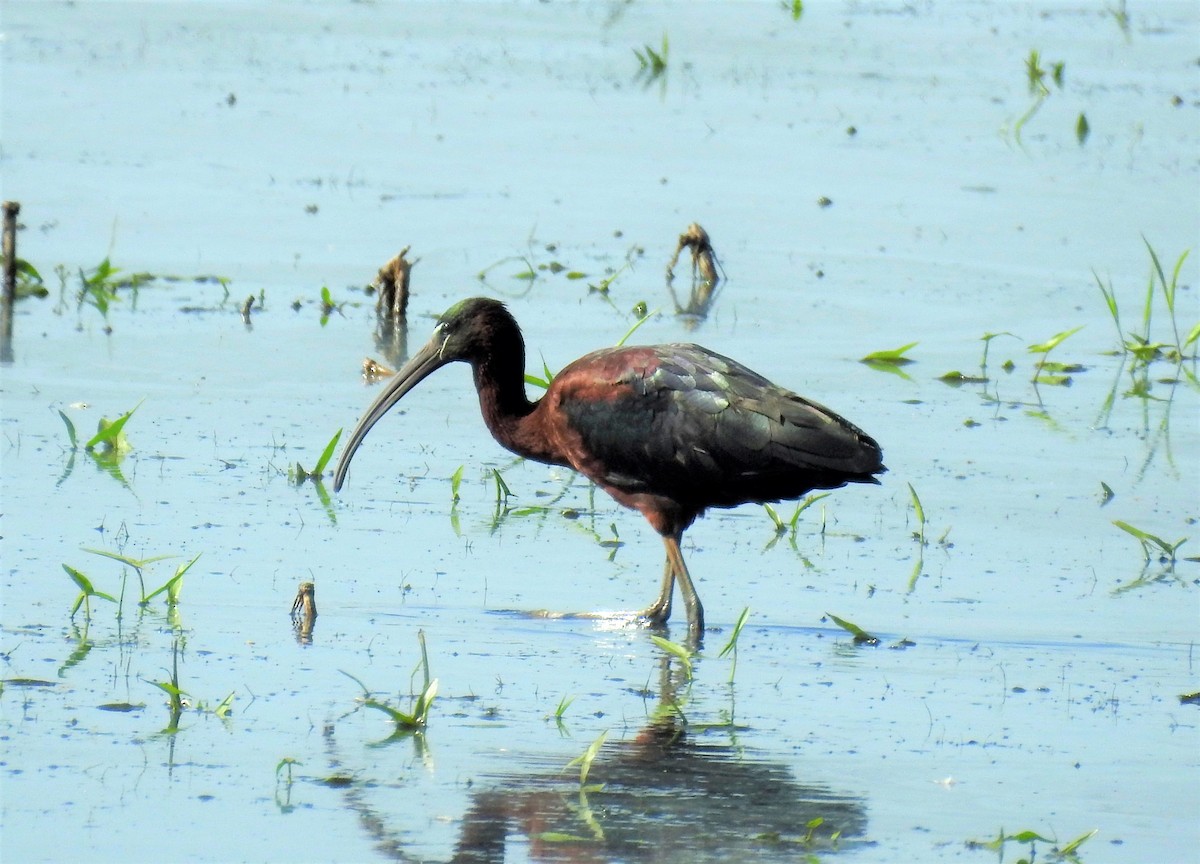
[635,602,671,629]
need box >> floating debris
[666,222,719,287]
[290,581,318,645]
[371,246,417,322]
[361,357,395,383]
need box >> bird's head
[332,297,518,492]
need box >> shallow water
[2,2,1198,862]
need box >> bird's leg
[637,557,674,626]
[663,533,704,643]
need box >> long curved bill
[333,330,449,492]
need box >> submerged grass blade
[826,612,879,646]
[861,342,917,365]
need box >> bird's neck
[471,345,564,466]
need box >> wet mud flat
[2,2,1199,863]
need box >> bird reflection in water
[324,653,867,863]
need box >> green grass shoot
[717,607,750,682]
[1143,238,1191,355]
[633,33,668,77]
[566,730,609,788]
[344,629,437,733]
[524,357,556,390]
[150,638,186,733]
[140,553,200,607]
[615,305,659,347]
[1113,520,1187,565]
[78,257,122,319]
[548,694,575,722]
[85,401,142,453]
[861,342,917,366]
[763,504,785,534]
[313,428,342,476]
[290,428,342,484]
[319,285,336,324]
[63,564,118,621]
[980,331,1019,378]
[938,370,989,385]
[908,483,927,545]
[826,612,879,646]
[967,826,1097,860]
[1027,325,1083,385]
[4,256,47,298]
[493,468,512,504]
[150,678,187,730]
[450,464,465,502]
[650,634,694,680]
[1095,240,1193,366]
[83,547,179,606]
[789,492,831,539]
[276,757,299,783]
[344,672,438,733]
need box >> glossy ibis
[333,298,884,641]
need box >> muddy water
[2,2,1198,862]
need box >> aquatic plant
[83,548,198,609]
[762,503,787,534]
[650,634,694,681]
[1096,240,1194,364]
[565,729,609,789]
[150,642,187,733]
[860,342,917,367]
[524,357,556,390]
[290,428,342,484]
[63,564,117,622]
[1076,112,1090,144]
[940,331,1021,386]
[966,826,1097,862]
[1,256,46,298]
[1028,326,1084,386]
[550,694,575,721]
[825,613,879,646]
[633,33,668,81]
[908,483,927,546]
[1011,50,1068,145]
[343,630,438,734]
[76,257,124,322]
[319,285,338,325]
[1112,521,1187,566]
[56,401,143,488]
[614,304,658,347]
[492,468,513,504]
[716,607,750,682]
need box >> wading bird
[334,298,884,641]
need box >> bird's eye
[436,328,451,359]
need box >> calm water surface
[2,2,1197,862]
